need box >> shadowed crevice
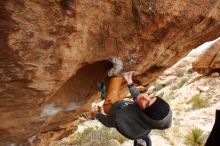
[48,60,113,108]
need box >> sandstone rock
[150,135,172,146]
[197,85,209,92]
[146,86,156,94]
[0,0,220,145]
[186,74,204,85]
[193,39,220,74]
[156,90,165,98]
[211,72,220,77]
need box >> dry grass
[154,83,166,91]
[187,94,209,109]
[152,125,181,146]
[184,127,205,146]
[70,126,127,146]
[162,126,180,146]
[175,69,185,77]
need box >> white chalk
[40,103,63,117]
[108,57,123,76]
[64,102,80,111]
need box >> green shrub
[184,127,205,146]
[186,68,194,74]
[163,91,175,101]
[154,83,166,91]
[177,78,188,88]
[187,94,209,109]
[175,69,185,77]
[71,126,127,145]
[170,84,178,90]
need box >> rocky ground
[148,54,220,146]
[49,53,220,146]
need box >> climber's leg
[103,76,124,114]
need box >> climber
[92,71,172,146]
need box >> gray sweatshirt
[96,83,172,139]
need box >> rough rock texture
[193,39,220,74]
[0,0,220,145]
[50,55,220,146]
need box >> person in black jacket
[94,71,172,146]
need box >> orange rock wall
[0,0,220,145]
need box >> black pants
[134,135,152,146]
[205,110,220,146]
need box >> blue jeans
[134,135,152,146]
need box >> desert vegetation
[50,51,220,146]
[49,126,127,146]
[184,127,206,146]
[187,94,209,109]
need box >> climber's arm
[128,83,141,102]
[96,113,115,128]
[123,71,141,101]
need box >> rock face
[193,39,220,74]
[0,0,220,145]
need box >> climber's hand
[90,110,100,119]
[122,71,135,84]
[90,105,102,119]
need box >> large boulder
[0,0,220,145]
[193,39,220,74]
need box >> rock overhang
[0,0,220,144]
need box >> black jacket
[96,84,172,140]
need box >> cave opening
[48,60,113,110]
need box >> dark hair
[143,97,170,120]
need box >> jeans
[134,135,152,146]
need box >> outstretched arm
[123,71,140,101]
[128,83,141,102]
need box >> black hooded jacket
[96,84,172,140]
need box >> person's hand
[122,71,135,84]
[90,110,100,119]
[90,105,101,119]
